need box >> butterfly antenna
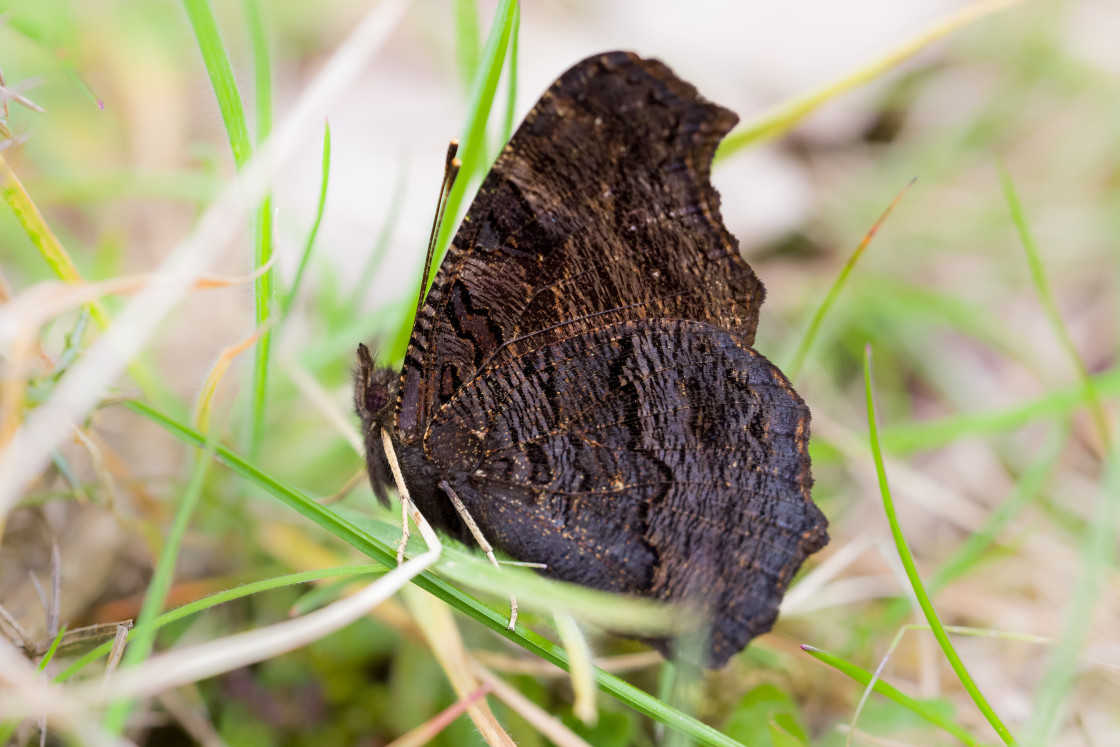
[412,139,461,326]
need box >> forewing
[428,320,828,667]
[397,51,764,441]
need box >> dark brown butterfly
[355,51,828,668]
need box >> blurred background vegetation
[1,0,1117,745]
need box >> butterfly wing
[427,319,827,667]
[396,51,764,441]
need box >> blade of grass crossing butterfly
[388,0,519,361]
[123,401,747,747]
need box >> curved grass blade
[864,345,1016,745]
[181,0,252,165]
[876,423,1069,633]
[786,179,913,382]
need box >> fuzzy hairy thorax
[353,343,398,507]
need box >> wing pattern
[428,320,826,666]
[396,51,763,441]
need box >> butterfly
[355,50,828,668]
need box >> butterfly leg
[381,428,425,567]
[396,495,410,565]
[438,480,518,631]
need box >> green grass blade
[283,120,332,319]
[864,345,1017,745]
[875,424,1070,633]
[1,155,86,285]
[246,0,273,165]
[56,565,384,683]
[245,0,275,457]
[444,0,517,222]
[500,1,520,147]
[880,367,1120,454]
[802,645,988,746]
[997,163,1111,452]
[36,626,67,672]
[389,0,517,361]
[715,0,1026,160]
[122,399,745,747]
[786,180,913,381]
[1025,451,1120,743]
[181,0,275,455]
[453,0,481,90]
[181,0,253,167]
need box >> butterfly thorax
[354,344,474,545]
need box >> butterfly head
[354,343,398,505]
[354,343,396,419]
